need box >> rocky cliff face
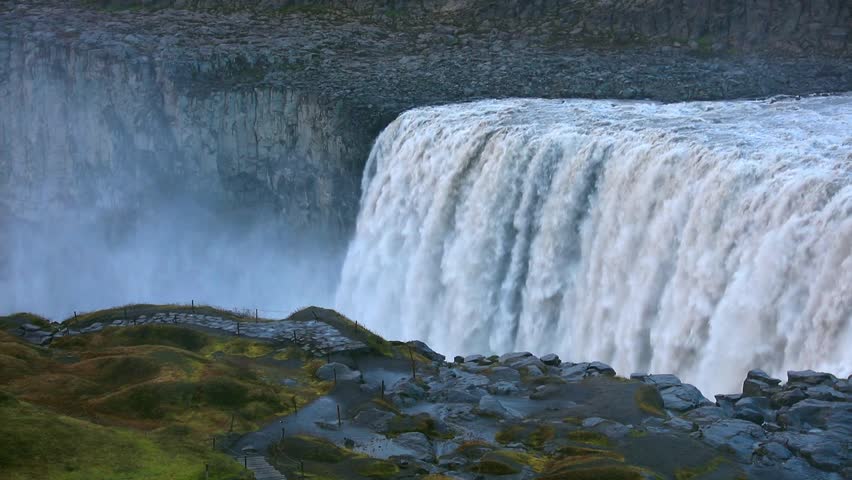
[1,0,850,233]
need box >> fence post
[337,404,341,428]
[205,463,209,480]
[244,456,247,469]
[255,309,258,323]
[191,300,194,313]
[409,346,416,380]
[236,321,240,336]
[300,460,305,479]
[381,380,385,401]
[333,367,337,386]
[73,311,77,321]
[292,396,298,416]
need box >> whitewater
[335,95,852,395]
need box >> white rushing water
[336,95,852,395]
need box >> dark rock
[353,408,394,432]
[499,352,533,364]
[733,396,773,425]
[408,340,445,362]
[488,366,521,383]
[463,354,486,364]
[453,355,464,364]
[683,406,727,425]
[660,384,712,412]
[643,374,682,388]
[488,381,520,396]
[530,384,562,400]
[697,419,766,461]
[771,387,807,408]
[20,323,41,332]
[540,353,561,366]
[787,370,837,386]
[392,432,433,463]
[747,369,782,385]
[715,394,742,416]
[315,362,360,382]
[777,399,852,433]
[478,395,517,419]
[802,384,846,402]
[780,432,849,472]
[587,361,616,377]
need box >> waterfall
[336,95,852,395]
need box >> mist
[0,189,344,322]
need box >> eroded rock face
[2,0,851,239]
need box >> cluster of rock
[341,351,849,478]
[13,311,368,354]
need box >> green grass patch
[674,456,729,480]
[567,430,610,447]
[635,384,666,417]
[0,397,247,480]
[0,312,53,331]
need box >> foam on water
[336,95,852,394]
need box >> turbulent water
[336,95,852,395]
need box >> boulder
[453,355,464,364]
[780,432,849,472]
[488,366,521,383]
[733,396,773,425]
[464,354,486,364]
[488,381,520,396]
[478,395,517,419]
[392,432,434,462]
[391,378,427,400]
[660,384,712,412]
[530,384,563,400]
[771,387,807,408]
[683,406,727,425]
[787,370,837,386]
[540,353,561,366]
[408,340,445,362]
[777,399,852,434]
[315,362,360,382]
[642,374,682,388]
[353,408,394,432]
[715,394,742,417]
[697,419,766,461]
[587,361,616,376]
[747,369,782,385]
[560,363,589,381]
[499,352,533,364]
[801,384,846,402]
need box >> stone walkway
[30,311,368,355]
[239,455,286,480]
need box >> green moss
[0,399,245,480]
[387,412,449,438]
[495,424,554,449]
[674,456,729,480]
[352,457,399,478]
[274,435,347,463]
[0,312,53,331]
[567,430,610,447]
[635,384,666,417]
[472,451,522,475]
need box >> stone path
[239,456,286,480]
[26,311,368,355]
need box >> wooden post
[333,367,337,386]
[292,396,298,416]
[244,456,247,469]
[229,414,235,432]
[327,352,331,364]
[300,460,305,479]
[281,427,286,440]
[211,436,216,449]
[337,404,341,428]
[73,311,77,320]
[236,321,240,336]
[381,380,385,401]
[408,346,416,380]
[205,463,209,480]
[293,330,297,343]
[191,300,195,313]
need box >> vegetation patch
[495,424,555,449]
[634,384,666,417]
[567,430,610,446]
[674,456,729,480]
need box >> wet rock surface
[2,1,851,233]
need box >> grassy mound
[0,396,248,480]
[0,322,331,479]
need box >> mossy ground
[0,319,329,479]
[269,434,398,480]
